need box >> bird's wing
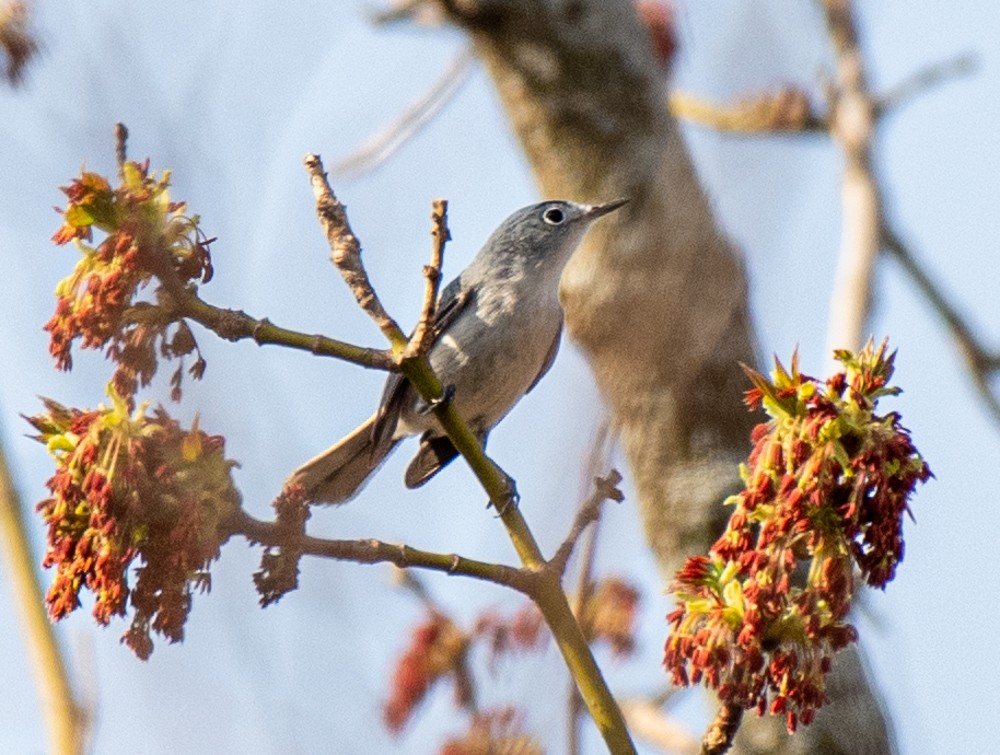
[526,320,563,394]
[371,277,475,448]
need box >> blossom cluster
[46,162,212,401]
[580,577,641,658]
[384,612,472,734]
[664,340,930,732]
[384,575,641,739]
[440,708,541,755]
[26,387,240,659]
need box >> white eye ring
[543,206,566,225]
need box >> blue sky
[1,2,997,753]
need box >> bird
[288,197,627,504]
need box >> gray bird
[288,198,627,504]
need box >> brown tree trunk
[442,1,895,752]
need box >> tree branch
[822,0,881,357]
[881,224,1000,423]
[229,508,534,592]
[549,470,623,578]
[304,153,408,350]
[669,88,827,135]
[0,445,89,754]
[701,702,743,755]
[334,49,474,177]
[402,198,449,360]
[876,53,977,116]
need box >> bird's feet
[416,383,456,415]
[488,466,520,516]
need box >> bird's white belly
[396,297,562,437]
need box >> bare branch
[403,198,449,360]
[881,225,1000,423]
[371,0,442,26]
[114,122,128,174]
[549,470,623,578]
[229,508,534,592]
[700,701,743,755]
[304,153,408,349]
[669,88,827,135]
[0,446,89,754]
[620,697,699,754]
[149,253,394,370]
[822,0,881,358]
[334,49,474,177]
[877,53,978,116]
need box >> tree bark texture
[443,1,895,752]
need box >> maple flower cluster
[384,575,642,739]
[581,577,641,659]
[26,388,240,659]
[46,161,212,401]
[440,708,541,755]
[664,340,930,733]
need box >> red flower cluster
[26,388,240,659]
[440,707,541,755]
[384,612,472,733]
[46,162,212,401]
[474,603,546,668]
[581,577,641,659]
[664,340,930,732]
[253,482,311,607]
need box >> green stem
[399,358,636,754]
[0,446,86,754]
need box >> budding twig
[549,470,623,578]
[334,50,474,177]
[114,122,128,175]
[876,53,977,116]
[304,153,408,350]
[700,701,743,755]
[230,507,533,592]
[881,225,1000,423]
[669,88,827,135]
[150,255,394,371]
[403,198,449,360]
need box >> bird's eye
[542,207,565,225]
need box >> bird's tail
[286,414,399,504]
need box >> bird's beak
[584,197,629,219]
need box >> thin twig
[881,224,1000,423]
[876,53,978,116]
[229,508,535,592]
[822,0,881,359]
[549,470,623,578]
[619,697,699,754]
[568,422,613,755]
[147,248,394,370]
[0,446,88,754]
[700,702,743,755]
[304,153,408,349]
[372,0,425,24]
[669,88,827,135]
[114,122,128,176]
[334,49,474,177]
[403,198,449,360]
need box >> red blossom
[665,340,930,732]
[582,577,641,658]
[439,707,541,755]
[26,392,240,659]
[45,161,213,402]
[384,613,470,734]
